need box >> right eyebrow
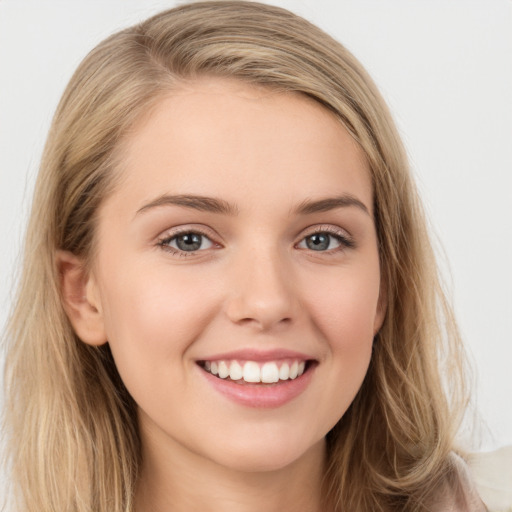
[136,194,240,217]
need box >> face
[84,79,385,474]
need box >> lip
[196,348,314,363]
[195,349,317,408]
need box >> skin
[61,78,385,512]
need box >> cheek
[301,263,379,396]
[97,263,220,387]
[103,263,211,337]
[306,266,380,345]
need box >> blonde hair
[2,2,468,511]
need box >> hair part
[2,2,469,511]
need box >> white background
[1,0,511,453]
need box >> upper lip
[196,348,316,362]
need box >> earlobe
[56,250,107,346]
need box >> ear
[56,250,107,346]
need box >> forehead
[108,78,372,216]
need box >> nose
[224,247,299,332]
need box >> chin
[204,432,325,474]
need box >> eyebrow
[136,193,370,217]
[294,195,370,216]
[136,194,240,216]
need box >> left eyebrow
[293,194,371,216]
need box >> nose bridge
[225,237,297,330]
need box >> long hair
[2,2,468,510]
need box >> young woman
[2,2,487,511]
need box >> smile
[199,359,308,384]
[196,350,317,408]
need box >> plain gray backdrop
[1,0,511,453]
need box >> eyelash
[297,225,356,254]
[157,225,355,258]
[157,227,218,258]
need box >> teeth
[261,362,279,383]
[279,363,290,380]
[202,359,309,383]
[229,361,243,380]
[243,361,261,383]
[289,361,299,379]
[218,361,229,379]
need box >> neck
[135,427,327,512]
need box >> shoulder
[467,446,512,512]
[430,452,488,512]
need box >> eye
[297,229,354,252]
[158,230,215,254]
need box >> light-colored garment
[430,452,488,511]
[468,446,512,512]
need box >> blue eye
[297,231,353,252]
[307,233,335,251]
[160,232,214,253]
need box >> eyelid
[158,224,220,241]
[156,224,223,255]
[296,224,356,251]
[155,223,355,257]
[299,224,353,241]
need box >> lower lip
[198,364,315,408]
